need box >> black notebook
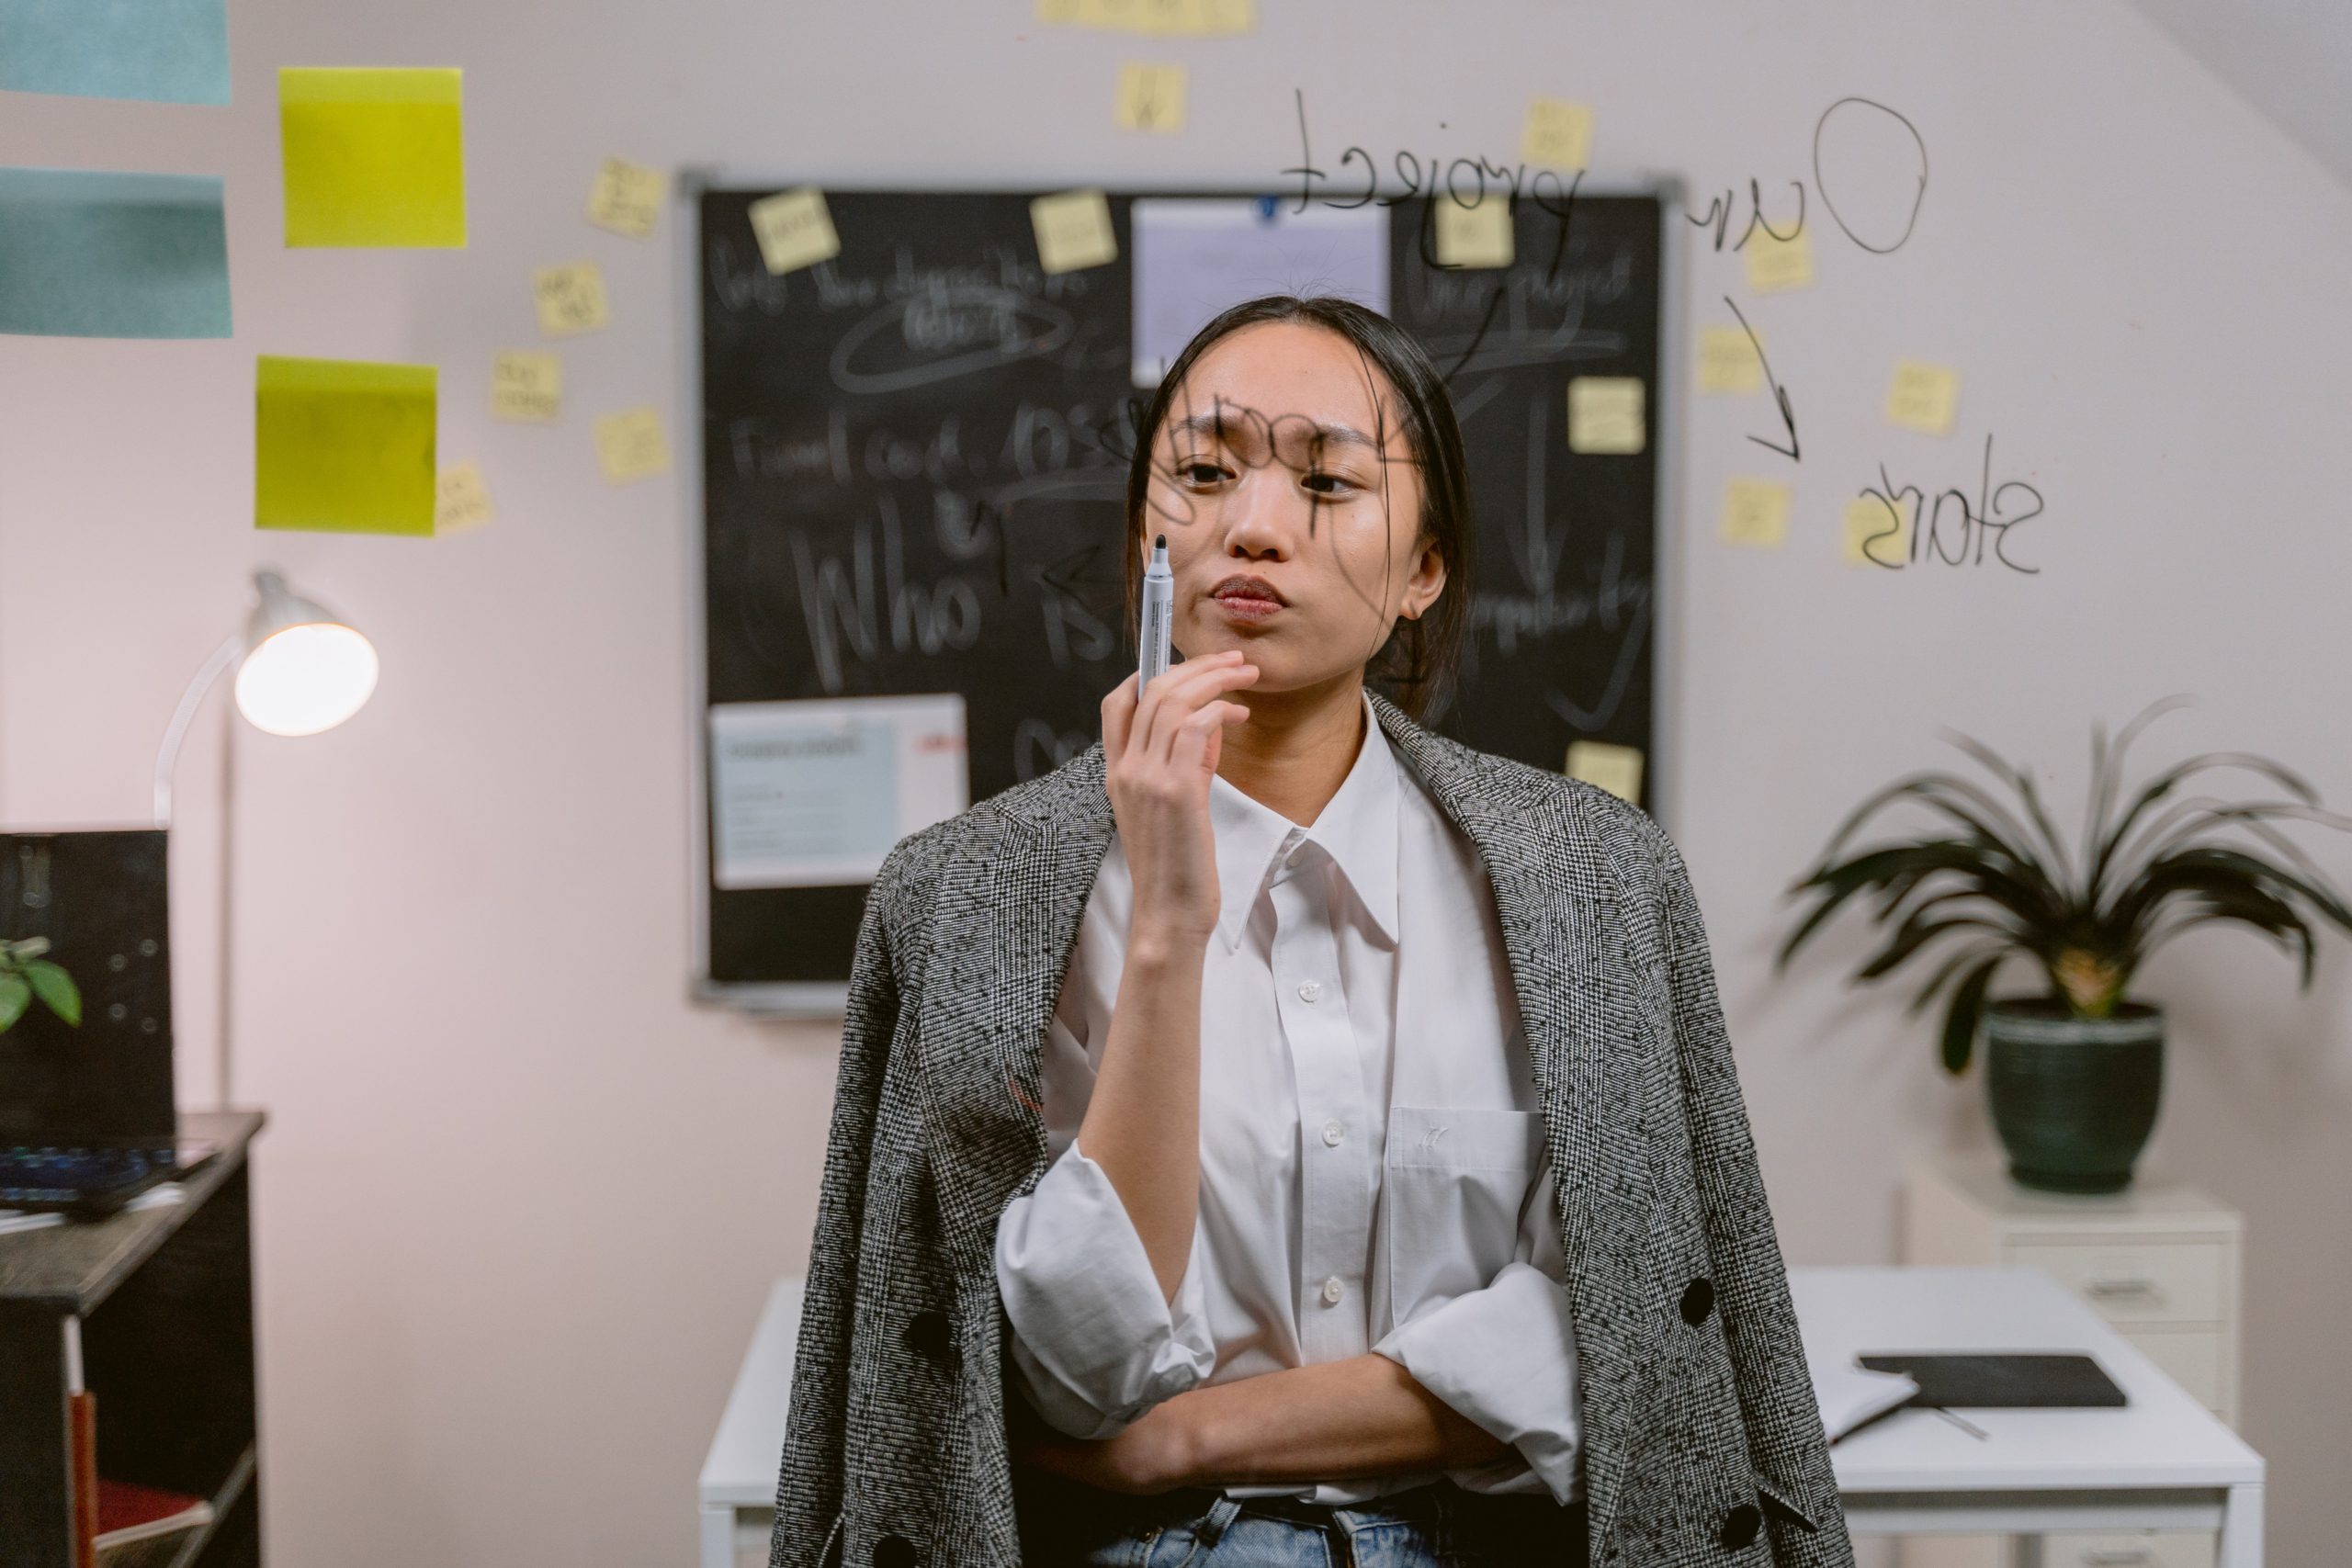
[1857,1352,2128,1408]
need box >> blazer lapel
[919,693,1657,1552]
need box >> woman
[768,298,1853,1568]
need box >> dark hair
[1121,294,1475,725]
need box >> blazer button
[1719,1501,1762,1551]
[905,1308,955,1366]
[1679,1277,1715,1325]
[875,1533,919,1568]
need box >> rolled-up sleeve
[1370,1157,1582,1505]
[995,1138,1218,1440]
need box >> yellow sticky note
[747,186,840,276]
[1566,740,1644,804]
[254,355,436,536]
[586,157,665,240]
[1434,192,1513,269]
[1697,326,1764,394]
[1744,227,1812,293]
[1521,98,1593,171]
[1567,378,1645,455]
[1144,0,1252,33]
[491,350,562,423]
[1721,479,1791,548]
[1885,361,1962,435]
[594,406,671,485]
[1040,0,1252,34]
[279,67,466,248]
[435,461,494,534]
[1032,188,1118,275]
[1115,63,1186,132]
[1843,495,1909,567]
[533,262,608,336]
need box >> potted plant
[0,935,81,1032]
[1777,695,2352,1193]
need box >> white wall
[5,2,2349,1563]
[2127,0,2352,191]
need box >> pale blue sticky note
[0,168,233,338]
[0,0,231,104]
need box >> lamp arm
[154,632,244,828]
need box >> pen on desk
[1926,1404,1989,1440]
[1138,534,1172,694]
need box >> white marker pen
[1138,534,1173,694]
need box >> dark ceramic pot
[1983,996,2165,1193]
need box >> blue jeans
[1012,1469,1591,1568]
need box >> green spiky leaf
[1939,955,2003,1076]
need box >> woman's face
[1141,321,1446,694]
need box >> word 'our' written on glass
[1686,96,1928,256]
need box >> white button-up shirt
[993,690,1584,1506]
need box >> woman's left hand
[1007,1393,1197,1495]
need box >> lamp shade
[232,569,378,736]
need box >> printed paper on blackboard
[1130,198,1387,387]
[709,694,968,889]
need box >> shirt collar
[1205,689,1401,953]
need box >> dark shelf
[0,1109,266,1568]
[0,1111,266,1313]
[159,1442,256,1568]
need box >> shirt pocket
[1382,1104,1545,1319]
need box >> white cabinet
[1893,1149,2244,1568]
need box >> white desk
[700,1276,805,1568]
[1790,1267,2264,1567]
[703,1268,2267,1568]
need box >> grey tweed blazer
[770,688,1856,1568]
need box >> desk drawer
[2041,1529,2216,1568]
[2006,1239,2223,1325]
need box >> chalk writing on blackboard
[1462,398,1653,731]
[786,500,986,693]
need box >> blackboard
[685,179,1668,1010]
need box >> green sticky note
[0,167,232,338]
[0,0,231,103]
[255,355,437,535]
[279,67,466,248]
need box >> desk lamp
[153,569,377,1108]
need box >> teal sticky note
[0,168,232,339]
[0,0,231,104]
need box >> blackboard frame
[676,170,1690,1017]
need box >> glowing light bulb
[233,621,379,737]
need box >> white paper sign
[708,694,968,889]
